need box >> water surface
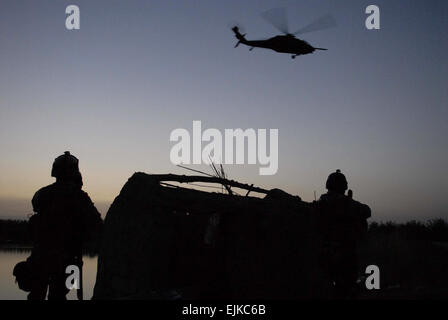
[0,249,97,300]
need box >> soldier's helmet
[326,169,348,193]
[51,151,81,181]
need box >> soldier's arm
[80,191,103,237]
[29,187,49,246]
[359,203,371,219]
[31,188,45,213]
[349,197,371,220]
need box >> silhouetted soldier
[315,170,371,298]
[27,151,102,300]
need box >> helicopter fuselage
[232,27,327,58]
[246,35,315,55]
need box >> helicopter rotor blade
[261,7,289,35]
[292,14,337,35]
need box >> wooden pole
[147,174,270,195]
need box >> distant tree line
[0,219,32,245]
[1,218,447,245]
[0,219,101,253]
[368,219,448,242]
[361,218,448,292]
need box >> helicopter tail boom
[313,47,328,50]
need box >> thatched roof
[93,172,329,299]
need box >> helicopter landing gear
[291,55,297,59]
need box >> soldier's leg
[335,250,358,298]
[48,271,70,300]
[27,263,49,300]
[27,278,48,300]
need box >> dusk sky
[0,0,447,221]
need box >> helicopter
[232,8,336,59]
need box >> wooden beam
[147,174,270,195]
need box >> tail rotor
[228,21,247,47]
